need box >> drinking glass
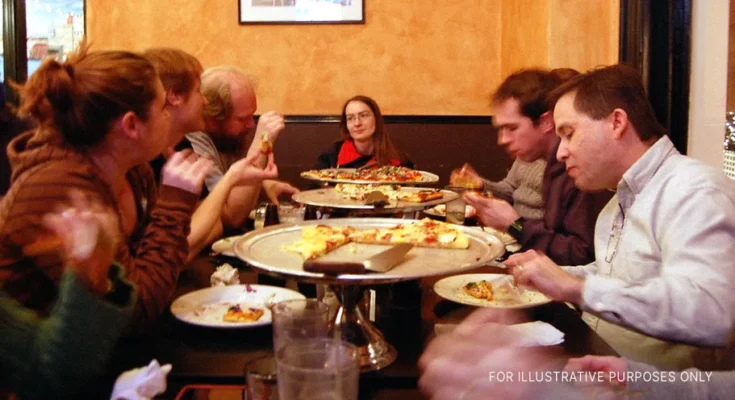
[277,203,305,224]
[444,186,468,225]
[276,339,359,400]
[270,299,331,353]
[244,355,278,400]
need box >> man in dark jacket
[464,69,612,266]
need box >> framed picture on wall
[239,0,364,24]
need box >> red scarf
[336,140,400,167]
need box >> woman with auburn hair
[0,43,275,331]
[316,95,413,169]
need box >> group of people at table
[0,41,733,400]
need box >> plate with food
[234,218,505,284]
[170,284,305,328]
[300,166,439,185]
[434,274,550,309]
[292,185,456,211]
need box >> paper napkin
[110,359,172,400]
[434,321,565,347]
[210,263,240,287]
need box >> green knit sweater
[0,264,135,399]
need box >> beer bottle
[263,203,280,226]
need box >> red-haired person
[144,48,279,259]
[316,95,413,169]
[0,44,275,331]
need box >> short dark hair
[492,69,563,124]
[548,64,666,141]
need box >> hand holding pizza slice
[450,163,484,190]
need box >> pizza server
[303,243,413,274]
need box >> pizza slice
[463,280,494,300]
[283,224,356,260]
[351,218,470,249]
[259,132,273,155]
[363,166,424,182]
[449,165,484,190]
[335,183,402,201]
[396,189,444,203]
[301,169,338,180]
[222,304,265,322]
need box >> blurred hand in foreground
[419,309,554,400]
[42,190,121,295]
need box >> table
[96,256,617,399]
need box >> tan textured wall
[87,0,618,115]
[500,0,551,75]
[549,0,620,70]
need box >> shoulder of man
[658,154,735,199]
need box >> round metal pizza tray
[292,187,458,212]
[234,218,506,285]
[300,168,440,186]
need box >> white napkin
[110,359,172,400]
[210,263,240,287]
[434,321,565,347]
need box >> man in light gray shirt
[506,64,735,370]
[187,66,298,230]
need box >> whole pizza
[302,166,426,183]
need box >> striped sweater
[0,129,198,331]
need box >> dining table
[90,244,618,399]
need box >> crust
[397,190,444,203]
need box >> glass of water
[277,202,305,224]
[444,186,468,225]
[276,339,359,400]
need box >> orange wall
[87,0,618,115]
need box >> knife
[303,243,413,275]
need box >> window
[26,0,84,77]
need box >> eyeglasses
[346,111,373,124]
[604,204,626,263]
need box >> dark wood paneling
[270,116,512,189]
[619,0,692,154]
[3,0,28,104]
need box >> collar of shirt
[616,135,678,210]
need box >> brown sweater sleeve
[0,163,112,310]
[116,168,198,331]
[0,161,198,332]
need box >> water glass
[444,186,468,225]
[244,355,278,400]
[270,299,331,353]
[276,339,359,400]
[277,203,305,224]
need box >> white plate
[170,284,305,328]
[434,274,551,309]
[211,235,242,257]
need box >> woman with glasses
[316,95,413,169]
